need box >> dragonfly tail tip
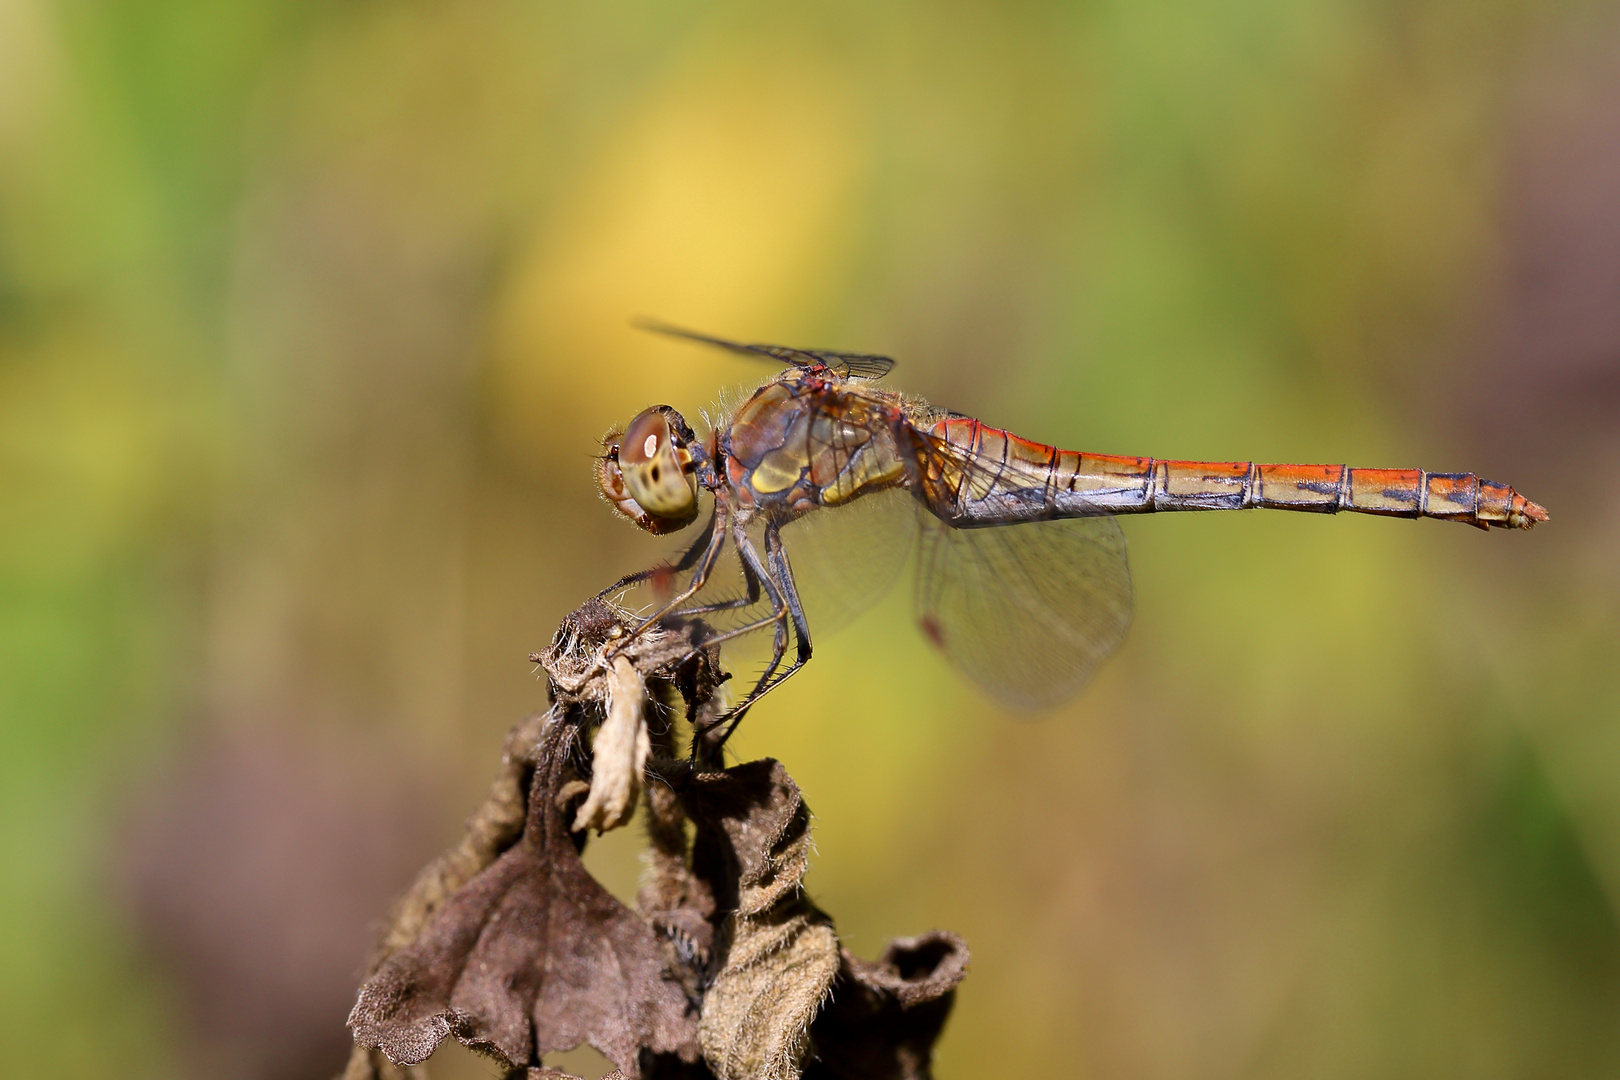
[1513,496,1549,529]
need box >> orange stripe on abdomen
[923,415,1547,529]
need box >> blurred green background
[3,1,1619,1077]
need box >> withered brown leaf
[680,760,841,1080]
[803,932,970,1080]
[348,713,698,1077]
[344,598,969,1080]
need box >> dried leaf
[683,760,841,1080]
[343,597,970,1080]
[348,713,698,1077]
[803,933,970,1080]
[373,710,549,963]
[574,656,652,834]
[638,728,716,1006]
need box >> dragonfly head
[598,405,700,533]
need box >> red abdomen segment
[926,418,1549,530]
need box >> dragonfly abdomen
[1148,461,1547,530]
[927,418,1547,530]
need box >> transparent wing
[915,513,1133,710]
[777,488,917,634]
[796,349,895,380]
[635,319,895,380]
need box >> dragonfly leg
[674,594,764,616]
[767,522,814,668]
[673,538,766,617]
[697,522,815,750]
[593,507,720,600]
[731,522,791,687]
[669,525,796,671]
[607,509,729,657]
[686,525,793,756]
[687,610,786,650]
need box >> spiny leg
[769,521,814,670]
[593,506,719,600]
[671,534,796,659]
[607,509,729,658]
[686,618,789,762]
[674,532,766,617]
[708,522,815,747]
[730,523,792,697]
[690,523,792,755]
[687,610,787,653]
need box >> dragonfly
[594,323,1548,739]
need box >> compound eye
[619,407,697,520]
[621,408,668,465]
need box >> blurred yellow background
[3,1,1618,1077]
